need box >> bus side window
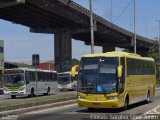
[54,73,57,81]
[49,73,52,81]
[25,72,30,84]
[48,73,50,81]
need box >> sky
[0,0,160,62]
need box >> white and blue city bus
[3,68,57,98]
[57,71,77,91]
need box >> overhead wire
[113,0,133,22]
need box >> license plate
[93,102,100,105]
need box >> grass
[0,93,76,108]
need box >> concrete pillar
[54,29,72,72]
[102,43,115,53]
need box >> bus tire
[47,87,50,95]
[11,95,16,99]
[30,88,35,97]
[123,95,129,110]
[146,91,150,104]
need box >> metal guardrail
[58,0,155,44]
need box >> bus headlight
[107,96,118,100]
[78,95,86,99]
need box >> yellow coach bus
[77,51,156,110]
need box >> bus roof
[82,51,154,61]
[4,68,57,73]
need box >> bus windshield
[57,74,71,84]
[4,73,25,87]
[78,57,118,94]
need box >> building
[36,60,55,70]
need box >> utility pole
[111,0,112,22]
[89,0,94,54]
[133,0,136,54]
[156,20,160,80]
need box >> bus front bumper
[58,85,72,90]
[78,98,120,109]
[4,91,25,96]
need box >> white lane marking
[133,106,160,120]
[144,106,160,114]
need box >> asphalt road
[17,89,160,120]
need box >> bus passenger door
[119,57,125,94]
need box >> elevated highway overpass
[0,0,157,72]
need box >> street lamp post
[89,0,94,54]
[133,0,136,54]
[156,20,160,80]
[110,0,112,22]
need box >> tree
[72,58,79,67]
[148,40,159,79]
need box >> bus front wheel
[146,91,150,104]
[30,88,35,97]
[47,87,50,95]
[123,96,129,110]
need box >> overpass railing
[58,0,155,44]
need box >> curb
[0,99,76,115]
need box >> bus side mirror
[117,66,122,78]
[71,65,79,77]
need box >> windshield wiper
[80,86,95,94]
[103,89,114,94]
[100,86,116,94]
